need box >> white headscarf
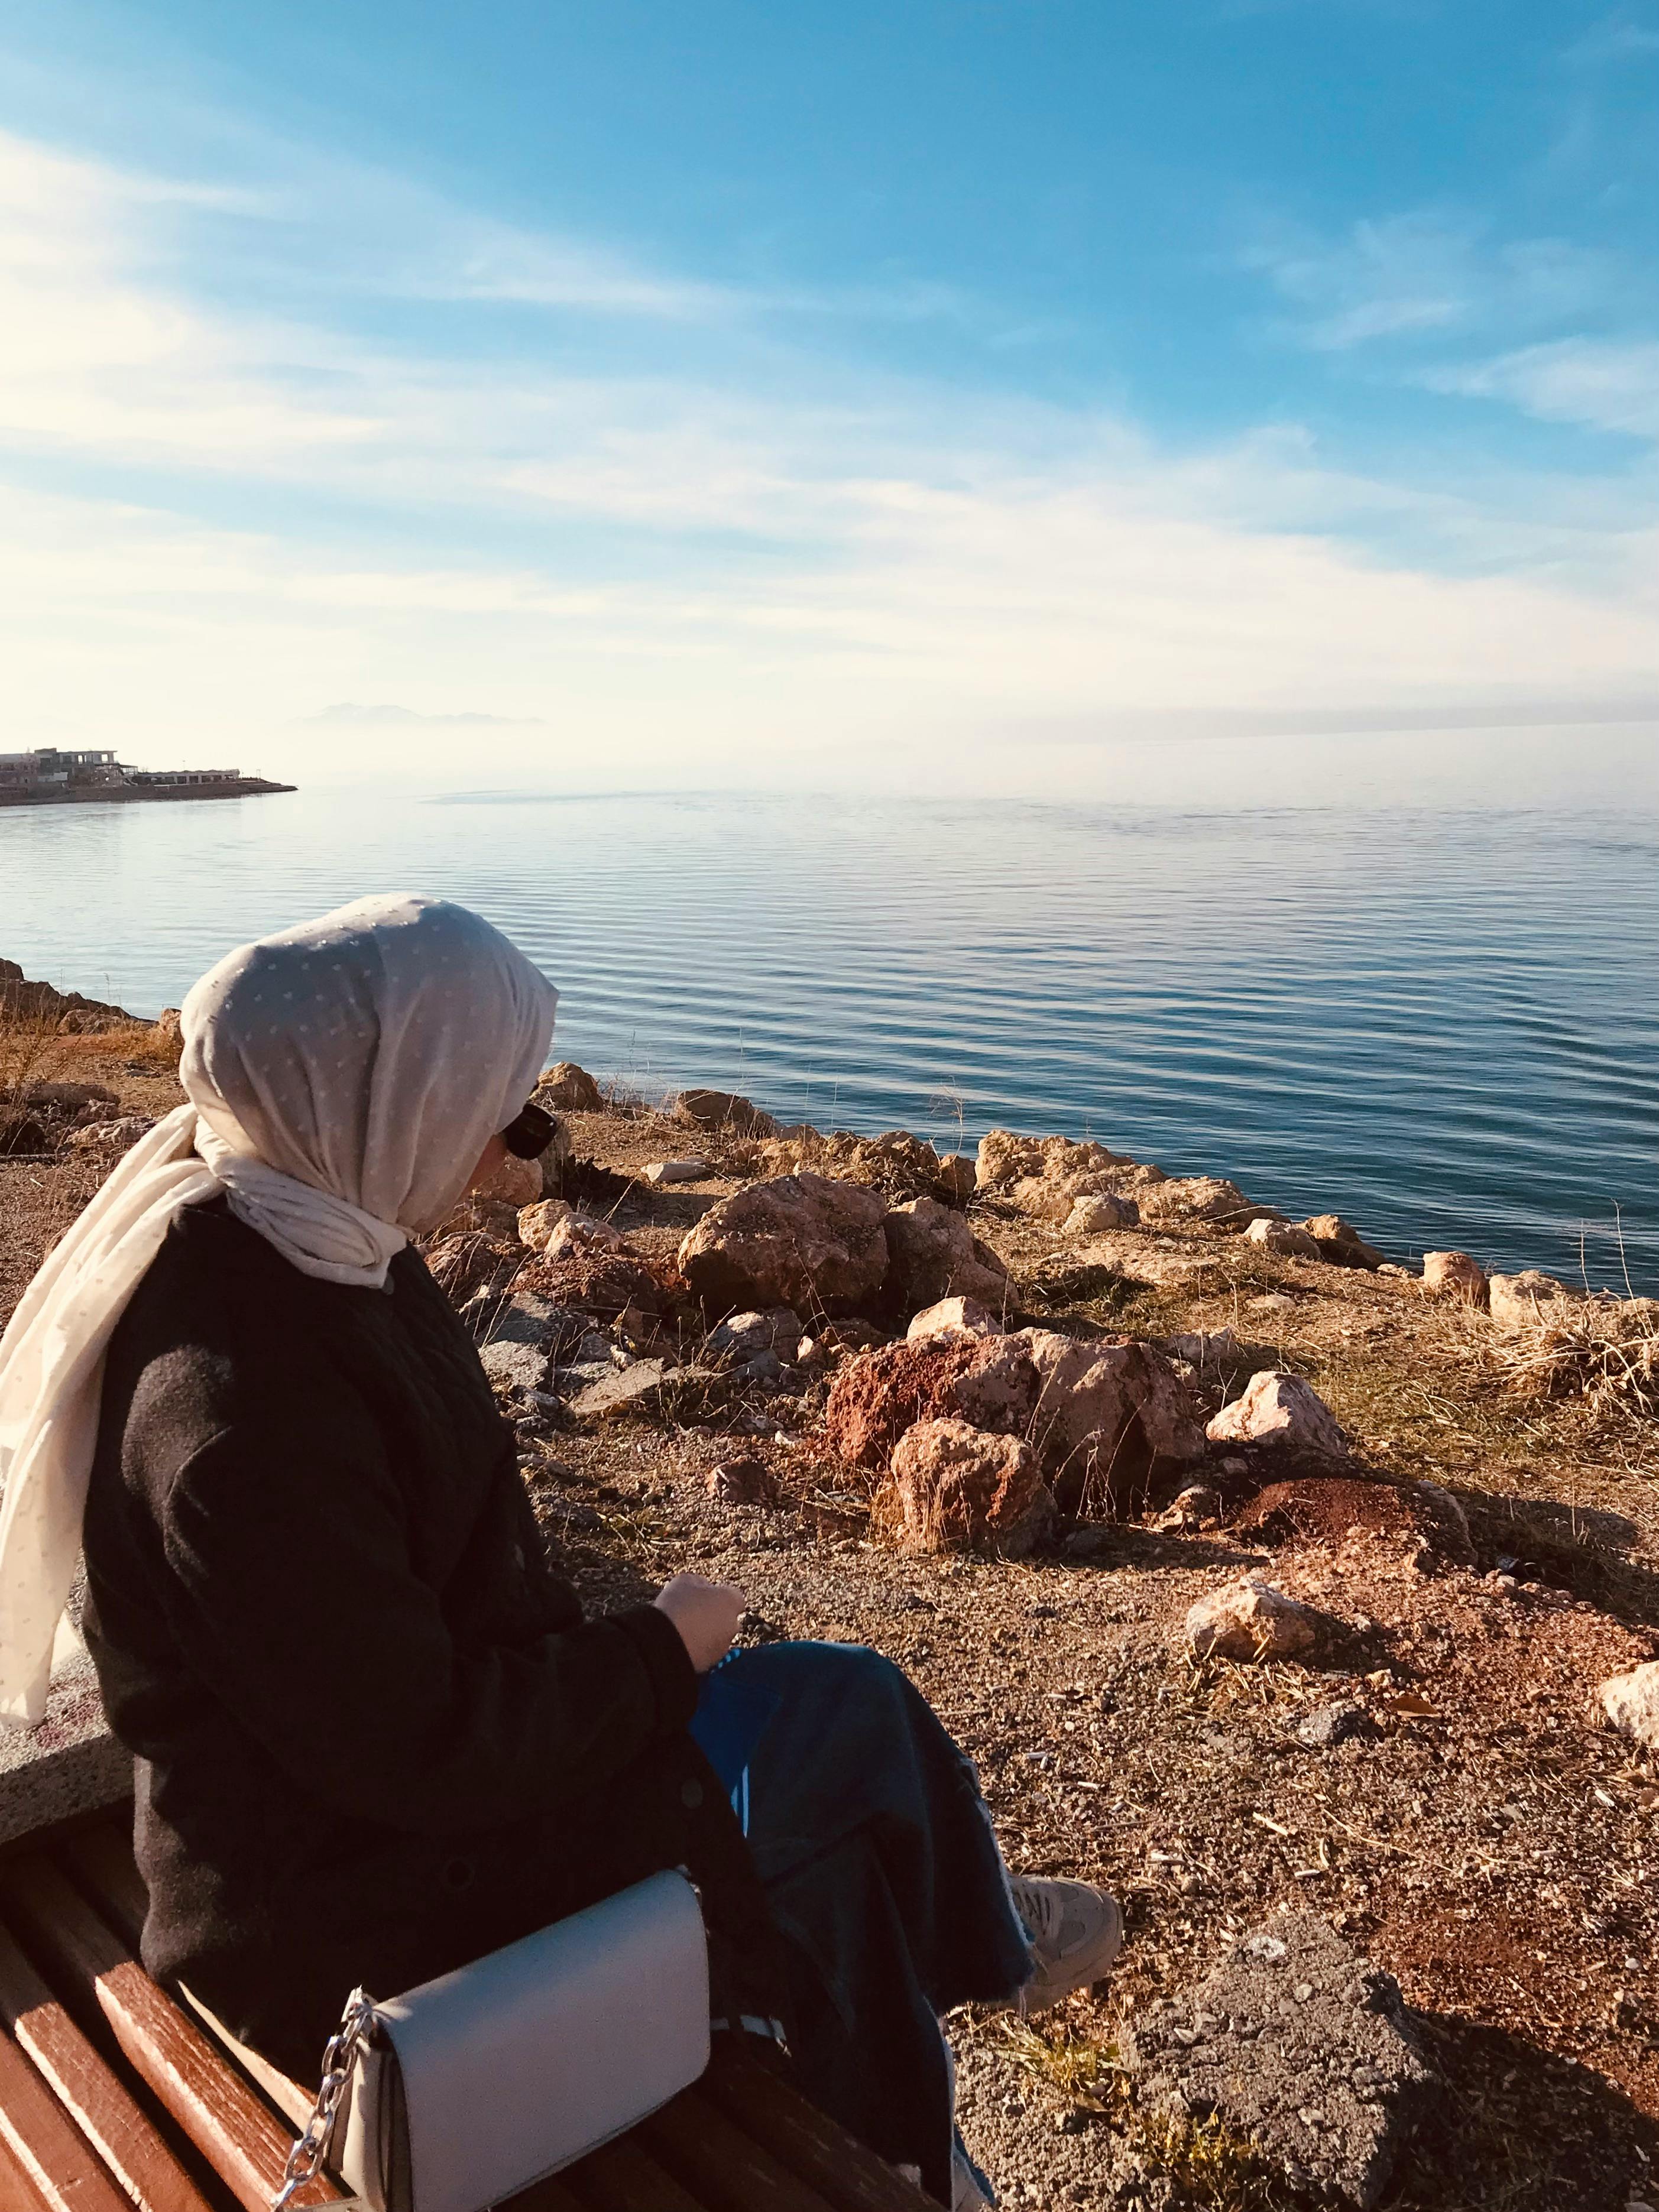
[0,894,558,1727]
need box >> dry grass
[1490,1300,1659,1426]
[0,991,75,1115]
[980,2010,1121,2111]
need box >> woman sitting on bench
[0,895,1122,2210]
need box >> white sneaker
[1007,1874,1124,2012]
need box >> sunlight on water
[6,787,1657,1288]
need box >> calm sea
[6,787,1657,1290]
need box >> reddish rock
[887,1419,1052,1556]
[1304,1214,1385,1270]
[824,1334,1036,1469]
[678,1173,890,1316]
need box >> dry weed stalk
[0,985,74,1117]
[1492,1299,1659,1426]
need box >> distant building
[0,747,293,807]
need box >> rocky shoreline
[5,968,1659,2210]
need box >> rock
[674,1088,779,1139]
[1304,1215,1385,1270]
[65,1117,153,1154]
[906,1295,1002,1343]
[1245,1218,1322,1260]
[1184,1576,1329,1660]
[478,1290,579,1351]
[707,1458,772,1504]
[644,1157,711,1186]
[824,1333,1038,1468]
[1207,1370,1349,1459]
[566,1360,668,1420]
[976,1129,1127,1191]
[1023,1329,1206,1516]
[154,1007,183,1047]
[1152,1482,1221,1531]
[1119,1914,1433,2208]
[1420,1250,1488,1305]
[1138,1175,1256,1230]
[545,1212,626,1260]
[24,1080,117,1111]
[678,1173,890,1316]
[1249,1291,1297,1315]
[472,1148,544,1207]
[1297,1700,1382,1749]
[708,1308,803,1359]
[882,1196,1010,1315]
[757,1129,958,1206]
[478,1339,550,1394]
[887,1419,1053,1557]
[537,1062,604,1113]
[1063,1192,1140,1235]
[1233,1474,1475,1566]
[0,1113,49,1156]
[1489,1270,1571,1331]
[1162,1326,1243,1371]
[517,1198,575,1251]
[1599,1661,1659,1752]
[935,1153,978,1204]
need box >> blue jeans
[692,1642,1033,2204]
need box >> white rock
[906,1295,1003,1343]
[517,1198,575,1251]
[644,1158,711,1186]
[545,1212,626,1260]
[1245,1218,1321,1260]
[1064,1192,1140,1235]
[1488,1270,1571,1331]
[1421,1250,1488,1305]
[1206,1370,1347,1458]
[1185,1577,1326,1662]
[472,1148,544,1207]
[1599,1661,1659,1751]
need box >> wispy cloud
[1242,210,1624,353]
[0,119,1655,784]
[1428,338,1659,442]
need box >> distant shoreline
[0,778,296,809]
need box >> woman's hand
[653,1573,746,1673]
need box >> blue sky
[1,1,1655,793]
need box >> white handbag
[271,1869,710,2212]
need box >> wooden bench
[0,1805,932,2212]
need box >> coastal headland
[4,958,1658,2211]
[0,745,294,807]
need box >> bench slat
[61,1828,147,1951]
[0,1859,340,2212]
[0,1920,217,2212]
[701,2049,933,2212]
[557,2130,708,2212]
[0,2121,54,2210]
[0,2019,133,2212]
[639,2088,841,2212]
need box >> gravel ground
[7,1037,1659,2210]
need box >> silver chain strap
[271,1987,377,2210]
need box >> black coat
[82,1198,770,2077]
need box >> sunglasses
[498,1102,556,1160]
